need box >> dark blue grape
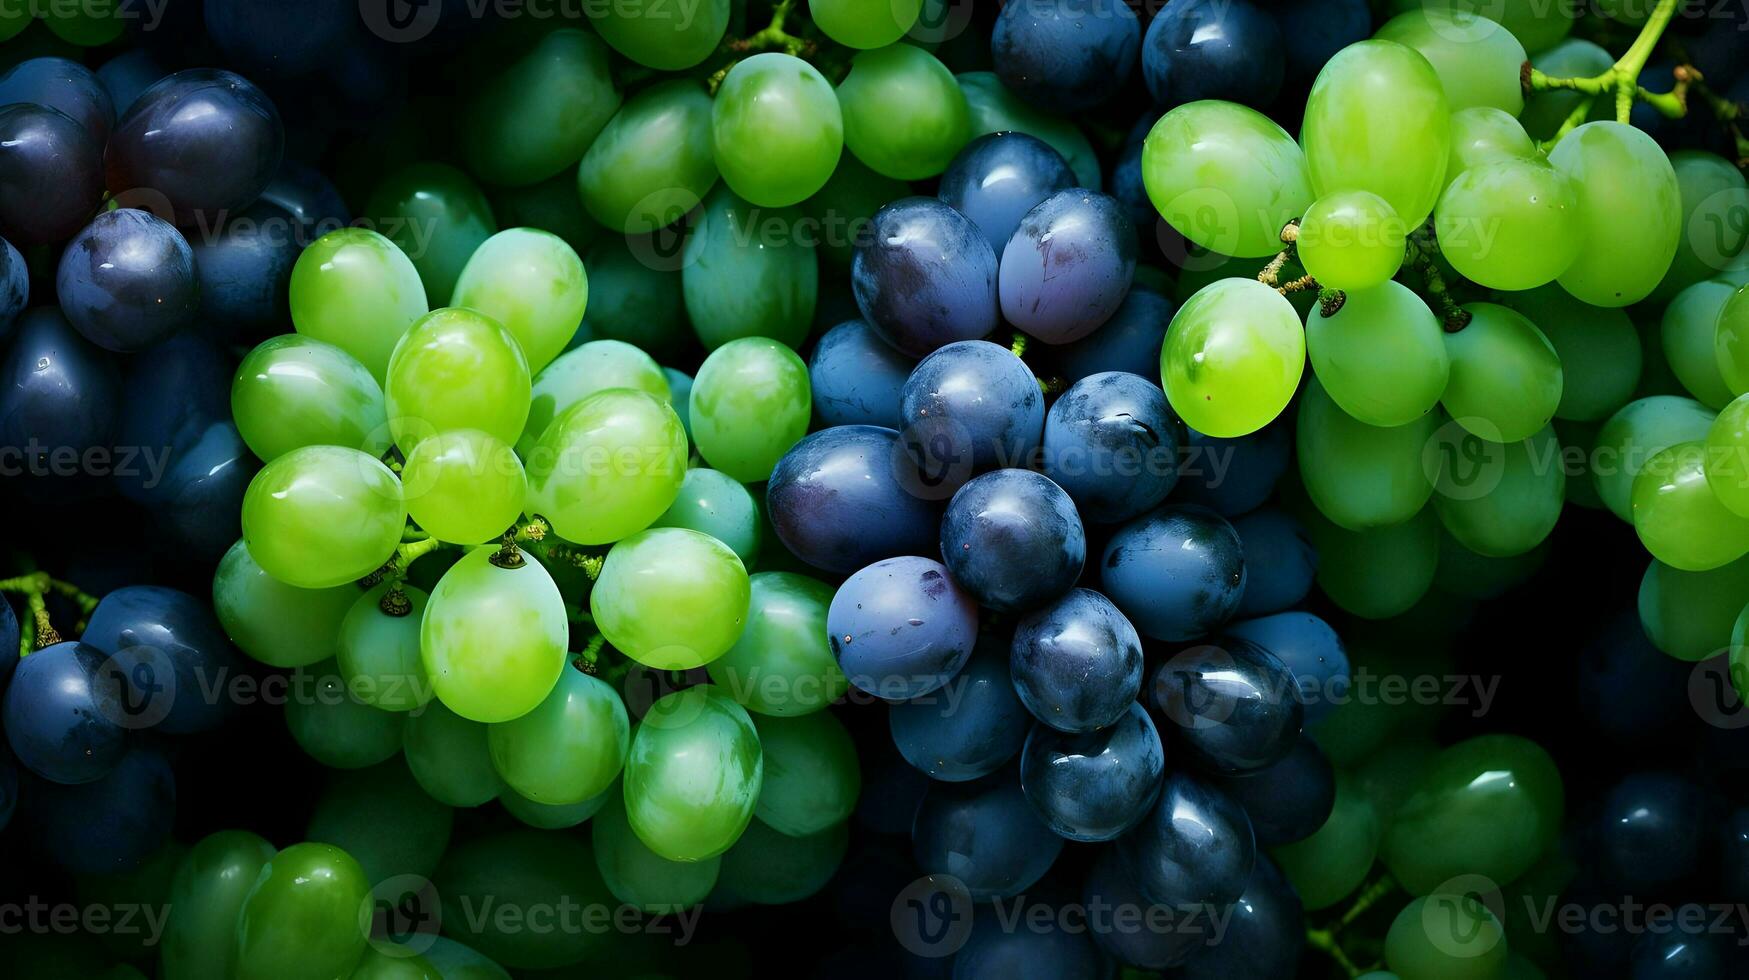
[0,103,105,245]
[205,0,356,79]
[0,306,121,464]
[900,340,1044,490]
[1272,0,1370,85]
[1723,807,1749,903]
[1626,906,1738,980]
[1141,0,1285,110]
[83,585,242,735]
[1578,609,1691,748]
[149,420,256,565]
[57,208,199,352]
[1011,588,1142,732]
[25,744,174,875]
[953,906,1113,979]
[1151,637,1302,775]
[938,132,1078,254]
[767,425,939,574]
[829,556,979,701]
[1051,287,1172,383]
[888,635,1030,782]
[1,641,128,785]
[851,197,999,357]
[1119,771,1255,909]
[257,156,352,243]
[1110,139,1151,235]
[1020,702,1165,841]
[1101,504,1245,642]
[94,48,167,117]
[1174,856,1303,980]
[809,319,915,429]
[1222,612,1346,726]
[0,237,26,334]
[1229,509,1316,617]
[1597,772,1706,893]
[1174,418,1290,516]
[990,0,1139,114]
[0,56,115,144]
[999,190,1136,345]
[188,200,299,345]
[113,331,230,505]
[942,469,1086,613]
[1043,371,1178,524]
[1082,847,1206,970]
[912,771,1064,899]
[1208,736,1334,846]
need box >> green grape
[41,1,123,45]
[708,573,846,718]
[0,5,31,43]
[1302,504,1440,620]
[1435,158,1582,291]
[384,308,532,454]
[1384,894,1508,980]
[1716,283,1749,394]
[1435,528,1547,600]
[714,54,844,208]
[1297,191,1407,290]
[956,71,1101,190]
[1661,279,1737,408]
[837,43,971,180]
[1296,377,1440,530]
[159,831,276,980]
[402,430,526,546]
[750,712,860,836]
[450,228,587,374]
[403,699,501,807]
[521,339,670,455]
[584,0,730,70]
[1445,107,1535,189]
[1306,281,1448,426]
[488,667,629,805]
[1433,425,1565,558]
[339,583,433,712]
[1520,39,1614,140]
[1440,304,1563,443]
[234,842,370,980]
[1303,40,1452,228]
[1272,774,1381,911]
[285,659,404,769]
[307,760,454,884]
[1141,101,1315,259]
[1375,9,1527,114]
[806,153,913,268]
[577,79,718,234]
[500,786,610,830]
[592,789,720,912]
[1351,735,1440,826]
[811,0,923,48]
[1161,278,1306,438]
[682,184,818,350]
[578,237,689,359]
[422,546,568,723]
[667,368,695,439]
[460,29,621,186]
[290,229,429,383]
[690,338,812,483]
[1640,555,1749,661]
[524,388,688,545]
[75,841,185,963]
[1306,614,1457,766]
[365,162,498,307]
[591,528,751,670]
[624,685,764,862]
[1548,121,1682,308]
[434,831,614,970]
[1382,734,1562,895]
[212,539,360,669]
[713,818,850,905]
[232,335,388,463]
[421,938,511,980]
[652,468,763,567]
[241,446,407,589]
[1592,395,1716,520]
[1631,441,1749,570]
[1706,394,1749,516]
[1499,286,1640,422]
[1651,151,1749,304]
[1393,0,1575,55]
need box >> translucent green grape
[837,43,971,180]
[1444,106,1536,188]
[1706,394,1749,517]
[706,572,846,717]
[234,843,371,980]
[500,787,609,831]
[1306,281,1447,426]
[402,430,526,546]
[1384,894,1508,979]
[1375,9,1528,114]
[1434,425,1565,558]
[1632,441,1749,571]
[306,759,454,884]
[1302,40,1452,228]
[1651,150,1749,304]
[1593,395,1716,521]
[623,685,764,862]
[714,818,849,905]
[1162,278,1305,438]
[1441,304,1563,443]
[383,308,530,456]
[1641,555,1749,661]
[1141,101,1314,259]
[241,446,407,589]
[714,54,843,208]
[1297,377,1440,530]
[523,388,688,545]
[1661,279,1737,408]
[1435,158,1582,291]
[1351,735,1440,826]
[290,228,429,383]
[690,338,812,483]
[450,228,587,374]
[592,789,720,913]
[956,71,1101,190]
[577,79,718,235]
[460,29,621,186]
[232,335,388,463]
[338,583,433,712]
[652,468,762,567]
[159,830,275,980]
[1520,38,1614,139]
[212,539,359,669]
[584,0,730,70]
[591,528,751,670]
[681,185,818,350]
[433,831,614,969]
[1272,774,1381,911]
[1500,285,1641,422]
[578,237,689,359]
[365,162,498,307]
[811,0,923,48]
[403,699,501,808]
[488,667,629,805]
[1548,121,1682,307]
[421,546,568,723]
[1297,191,1407,291]
[750,712,860,836]
[521,340,670,455]
[1716,283,1749,395]
[285,659,404,770]
[1407,0,1575,54]
[1301,504,1440,620]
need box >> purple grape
[1020,702,1165,841]
[900,339,1044,491]
[57,208,199,352]
[851,197,998,357]
[887,635,1030,782]
[913,771,1064,899]
[991,0,1140,114]
[808,319,915,429]
[1011,587,1144,734]
[938,132,1077,254]
[941,469,1086,613]
[766,425,939,574]
[1042,371,1179,524]
[1102,504,1246,642]
[0,103,105,245]
[1119,771,1256,909]
[1050,287,1173,383]
[828,556,978,701]
[1000,190,1136,344]
[1141,0,1285,110]
[0,56,115,144]
[1151,637,1303,775]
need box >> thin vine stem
[1524,0,1684,127]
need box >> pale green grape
[1303,40,1452,228]
[1273,774,1381,911]
[804,154,909,268]
[1307,281,1447,426]
[212,539,359,669]
[682,185,818,349]
[652,468,763,567]
[1435,158,1582,291]
[521,339,670,455]
[1716,283,1749,394]
[1651,151,1749,304]
[500,787,609,830]
[488,666,629,804]
[290,228,429,383]
[1376,9,1528,114]
[623,685,764,862]
[1297,377,1440,530]
[1445,107,1535,188]
[707,571,847,718]
[577,79,718,235]
[811,0,923,48]
[1501,285,1641,421]
[460,29,621,186]
[1706,394,1749,516]
[306,759,454,884]
[232,335,388,463]
[241,446,406,589]
[1434,425,1565,557]
[1142,101,1314,259]
[450,228,587,374]
[714,818,850,905]
[584,0,730,70]
[421,546,568,723]
[713,54,843,207]
[1520,38,1613,139]
[1297,191,1407,291]
[234,843,371,980]
[159,831,276,980]
[402,430,526,546]
[592,789,720,912]
[338,583,433,712]
[690,338,811,483]
[750,712,860,836]
[1161,278,1306,438]
[1385,894,1508,979]
[577,237,688,359]
[837,43,971,180]
[285,660,404,770]
[1641,555,1749,661]
[432,831,614,969]
[403,698,501,807]
[1301,504,1440,620]
[1661,280,1737,408]
[1441,304,1563,443]
[365,162,498,306]
[591,528,751,670]
[523,388,688,545]
[1593,395,1716,520]
[957,72,1101,190]
[1548,121,1682,307]
[384,308,531,454]
[1632,441,1749,570]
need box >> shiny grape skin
[827,555,978,701]
[1081,846,1207,970]
[1596,771,1707,893]
[912,770,1064,900]
[1173,418,1291,516]
[1141,0,1285,110]
[999,189,1137,344]
[938,132,1078,255]
[990,0,1138,114]
[0,307,120,468]
[1150,637,1303,775]
[900,340,1044,489]
[807,319,915,429]
[21,745,174,875]
[1,641,127,784]
[1010,588,1143,733]
[1050,287,1172,384]
[82,585,243,735]
[0,103,105,245]
[187,200,301,347]
[887,635,1030,782]
[94,48,166,117]
[1229,510,1317,617]
[1118,770,1256,909]
[1174,856,1304,980]
[1223,611,1348,726]
[0,237,25,333]
[149,421,255,565]
[1042,370,1179,524]
[56,208,198,352]
[766,425,940,574]
[1101,504,1246,642]
[1626,912,1737,980]
[0,56,115,144]
[850,197,999,357]
[1019,702,1165,841]
[941,469,1086,613]
[1208,735,1335,846]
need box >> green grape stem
[1407,227,1473,332]
[364,535,451,588]
[1690,79,1749,165]
[1305,928,1365,978]
[1523,0,1684,127]
[0,570,98,654]
[710,0,816,93]
[1257,221,1301,289]
[576,632,607,672]
[1009,332,1029,359]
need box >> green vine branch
[0,571,100,654]
[708,0,815,92]
[1305,872,1401,977]
[1523,0,1683,128]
